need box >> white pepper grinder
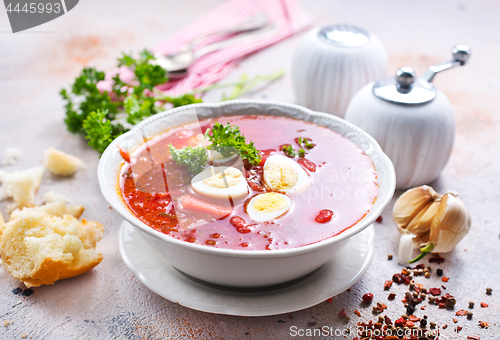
[345,45,471,189]
[292,25,388,118]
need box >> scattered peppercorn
[420,293,426,299]
[425,272,431,278]
[436,269,443,276]
[406,306,415,315]
[11,288,23,295]
[420,319,427,327]
[430,322,436,329]
[467,312,473,319]
[21,289,34,297]
[388,254,393,260]
[362,293,374,303]
[469,301,475,308]
[429,296,435,303]
[486,288,492,295]
[447,297,457,307]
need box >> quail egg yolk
[265,163,298,191]
[202,167,242,188]
[252,192,288,214]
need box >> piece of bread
[2,147,21,166]
[9,191,84,222]
[0,167,43,209]
[0,209,103,288]
[44,148,84,176]
[0,211,5,238]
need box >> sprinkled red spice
[456,310,468,316]
[230,216,246,229]
[442,276,449,282]
[443,324,448,329]
[375,215,383,223]
[338,309,346,319]
[315,209,333,223]
[429,288,442,296]
[384,280,393,290]
[362,293,374,303]
[479,321,489,328]
[297,158,316,172]
[480,302,488,308]
[429,255,445,263]
[388,293,396,300]
[354,310,361,317]
[467,336,481,340]
[326,298,333,303]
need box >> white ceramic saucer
[119,221,375,317]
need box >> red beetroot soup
[119,115,378,250]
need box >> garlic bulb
[393,185,471,262]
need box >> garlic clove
[398,232,416,265]
[429,191,471,252]
[393,185,441,230]
[405,200,440,236]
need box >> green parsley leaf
[208,122,260,166]
[82,109,125,154]
[168,144,208,175]
[280,144,296,158]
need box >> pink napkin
[99,0,312,97]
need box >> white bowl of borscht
[98,100,395,288]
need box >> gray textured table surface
[0,0,499,339]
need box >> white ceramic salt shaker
[292,24,388,118]
[345,45,472,189]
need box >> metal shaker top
[318,25,370,48]
[372,45,472,105]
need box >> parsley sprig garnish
[168,122,261,175]
[61,49,284,154]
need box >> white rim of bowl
[98,99,395,258]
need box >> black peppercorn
[436,269,443,276]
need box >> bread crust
[0,210,103,288]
